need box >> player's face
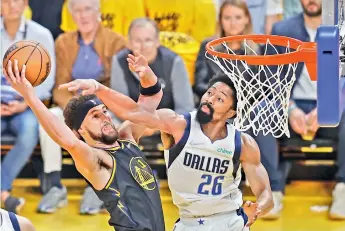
[1,0,27,21]
[198,82,236,124]
[221,5,249,36]
[129,25,160,63]
[301,0,322,17]
[71,0,100,34]
[81,105,119,145]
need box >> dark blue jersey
[89,140,165,231]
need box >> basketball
[2,40,51,87]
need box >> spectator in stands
[265,0,303,34]
[265,0,283,34]
[112,18,194,115]
[1,0,55,214]
[214,0,283,35]
[260,0,345,220]
[194,0,257,99]
[145,0,217,43]
[29,0,64,40]
[144,0,217,85]
[245,0,268,34]
[283,0,303,19]
[60,0,146,36]
[37,0,125,214]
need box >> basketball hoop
[205,35,317,138]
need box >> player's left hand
[306,108,319,133]
[243,201,261,227]
[59,79,100,95]
[2,59,34,98]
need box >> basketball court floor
[10,179,345,231]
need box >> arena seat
[1,133,41,156]
[279,137,337,160]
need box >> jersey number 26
[197,174,224,195]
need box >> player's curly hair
[208,72,238,111]
[63,94,97,131]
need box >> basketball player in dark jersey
[3,54,165,231]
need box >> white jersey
[0,209,20,231]
[164,111,243,218]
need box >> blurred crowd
[1,0,344,220]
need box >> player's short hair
[208,72,238,110]
[63,94,98,131]
[128,17,160,38]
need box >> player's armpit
[240,133,274,217]
[117,120,147,144]
[17,215,36,231]
[68,141,114,190]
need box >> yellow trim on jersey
[105,154,116,189]
[117,201,130,217]
[108,187,121,197]
[107,146,121,151]
[118,139,140,149]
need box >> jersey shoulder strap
[8,211,20,231]
[167,112,191,168]
[232,129,242,179]
[117,139,141,151]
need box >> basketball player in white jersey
[0,209,36,231]
[60,56,274,230]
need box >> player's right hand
[3,59,34,98]
[243,201,261,227]
[59,79,100,96]
[289,107,307,135]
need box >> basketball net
[206,39,299,138]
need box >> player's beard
[302,1,322,17]
[196,102,215,124]
[88,123,118,145]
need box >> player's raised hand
[3,59,33,97]
[243,201,261,227]
[59,79,100,96]
[127,51,156,87]
[127,51,148,72]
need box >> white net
[206,39,300,138]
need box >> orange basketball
[2,40,51,87]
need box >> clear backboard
[316,0,345,126]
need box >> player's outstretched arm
[240,133,274,224]
[59,53,187,142]
[116,52,164,142]
[59,53,162,117]
[3,60,104,185]
[59,78,183,133]
[96,83,186,141]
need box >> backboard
[316,0,345,126]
